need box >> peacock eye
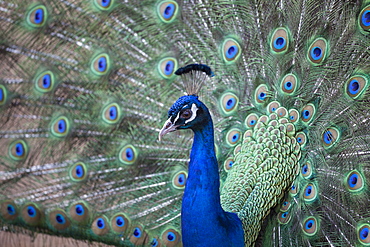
[180,109,192,119]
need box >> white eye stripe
[185,104,198,124]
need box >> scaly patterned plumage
[1,0,370,246]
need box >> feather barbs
[174,64,214,96]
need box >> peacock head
[159,94,210,140]
[159,64,214,140]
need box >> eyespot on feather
[0,200,18,221]
[290,184,298,195]
[157,1,178,23]
[322,127,340,148]
[288,109,299,123]
[224,157,234,172]
[35,71,55,93]
[358,224,370,244]
[307,38,328,65]
[111,213,130,233]
[301,103,315,124]
[130,225,148,245]
[51,116,70,137]
[118,145,137,165]
[302,217,318,236]
[277,211,291,224]
[27,5,48,28]
[92,215,110,236]
[245,113,259,129]
[295,132,307,148]
[359,6,370,31]
[280,74,298,94]
[49,209,70,230]
[94,0,114,10]
[220,92,239,115]
[267,101,280,114]
[9,140,28,161]
[345,76,368,99]
[222,38,241,63]
[226,129,241,146]
[69,162,88,182]
[161,228,180,247]
[303,183,317,202]
[280,200,291,212]
[346,170,364,192]
[69,201,90,223]
[255,84,270,104]
[150,237,161,247]
[102,103,121,124]
[21,203,42,225]
[158,58,178,78]
[0,85,7,106]
[271,27,289,53]
[172,171,187,189]
[301,161,313,179]
[91,53,110,76]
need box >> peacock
[0,0,370,246]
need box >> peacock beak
[159,118,180,141]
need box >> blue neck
[181,111,244,247]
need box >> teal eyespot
[359,6,370,31]
[157,1,179,23]
[0,85,7,106]
[51,116,70,137]
[220,92,239,115]
[35,71,55,93]
[222,38,241,63]
[69,202,90,223]
[9,140,28,161]
[0,200,18,221]
[130,225,148,245]
[226,129,241,146]
[224,157,234,172]
[303,183,317,202]
[255,84,270,104]
[296,132,307,148]
[49,209,70,230]
[94,0,114,10]
[301,103,315,124]
[302,217,318,236]
[92,216,110,235]
[111,213,130,233]
[158,58,178,78]
[281,74,298,94]
[161,229,180,246]
[346,170,364,192]
[358,224,370,244]
[172,171,188,189]
[267,101,280,114]
[245,113,258,129]
[91,53,111,76]
[301,161,313,178]
[288,109,299,123]
[102,103,121,124]
[271,27,289,53]
[27,5,48,28]
[278,211,291,224]
[69,162,88,182]
[345,76,368,99]
[21,203,42,225]
[322,127,340,148]
[307,38,328,65]
[119,145,138,165]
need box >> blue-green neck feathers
[170,96,244,246]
